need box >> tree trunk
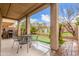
[75,25,79,55]
[75,25,79,41]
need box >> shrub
[30,26,37,34]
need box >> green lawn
[62,32,72,37]
[32,35,50,44]
[32,32,72,44]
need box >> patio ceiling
[0,3,48,20]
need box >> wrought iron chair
[12,35,21,48]
[16,35,32,53]
[12,35,38,54]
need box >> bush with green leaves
[76,17,79,25]
[30,26,37,34]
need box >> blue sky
[30,7,50,23]
[30,3,78,23]
[59,3,78,17]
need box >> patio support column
[76,25,79,55]
[77,26,79,43]
[0,9,2,55]
[26,16,30,34]
[50,3,59,51]
[75,26,79,40]
[17,21,21,36]
[0,10,2,39]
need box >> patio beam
[26,16,30,34]
[50,3,59,51]
[3,16,18,21]
[0,9,2,55]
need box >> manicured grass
[32,32,72,44]
[37,35,50,44]
[32,35,50,44]
[62,32,72,36]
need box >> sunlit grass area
[62,32,73,37]
[32,32,72,44]
[32,35,50,44]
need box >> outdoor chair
[12,35,38,54]
[16,35,32,53]
[12,35,21,48]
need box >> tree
[76,17,79,25]
[61,8,76,37]
[30,26,37,34]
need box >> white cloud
[63,9,67,15]
[71,19,77,23]
[30,18,38,23]
[41,14,50,23]
[59,16,67,23]
[30,14,50,24]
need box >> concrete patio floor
[1,38,79,56]
[1,39,50,56]
[59,39,79,56]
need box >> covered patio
[0,3,79,56]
